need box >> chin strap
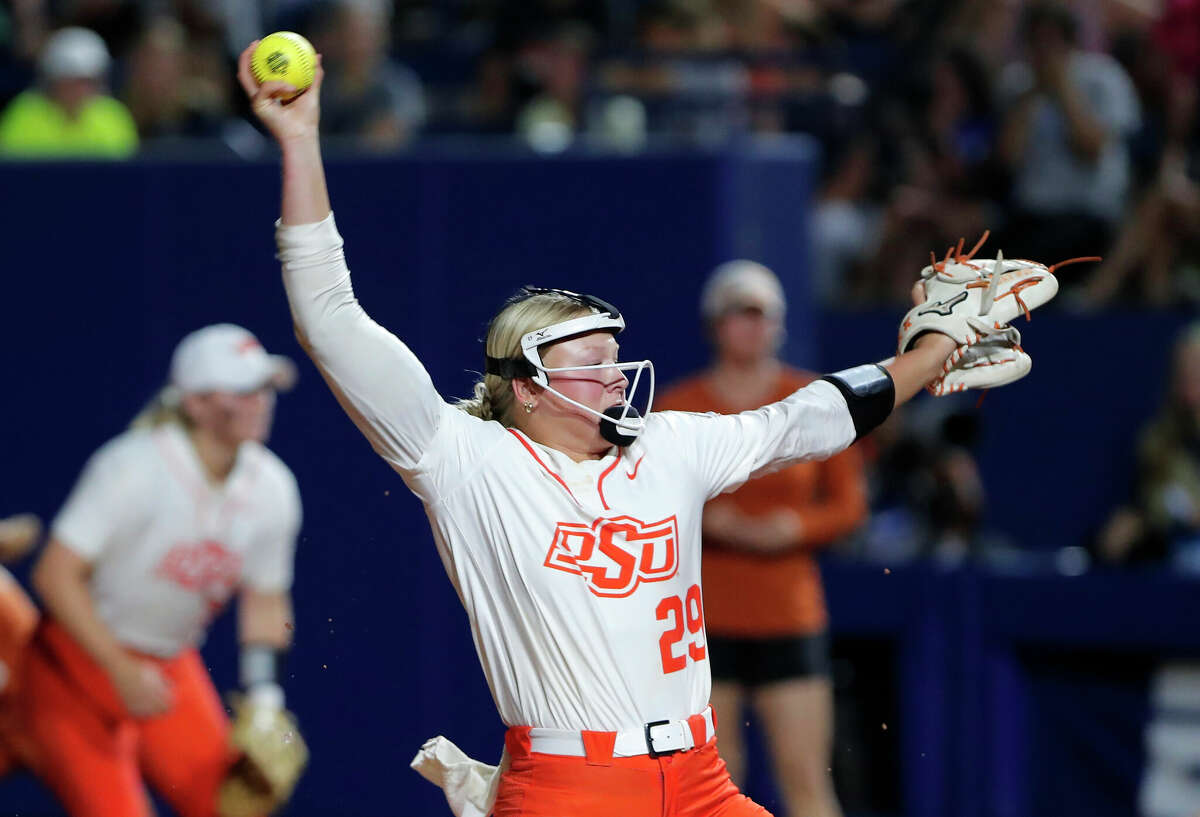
[601,405,642,447]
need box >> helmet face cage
[533,358,655,436]
[484,287,654,443]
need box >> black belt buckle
[644,719,674,758]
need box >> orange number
[657,583,707,674]
[686,584,707,661]
[656,595,687,673]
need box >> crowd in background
[4,0,1200,306]
[3,0,1200,581]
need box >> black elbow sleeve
[820,364,894,440]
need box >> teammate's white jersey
[278,214,854,731]
[52,423,301,657]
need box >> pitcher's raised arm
[239,41,447,470]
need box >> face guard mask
[485,287,655,447]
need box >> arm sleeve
[797,445,869,548]
[277,213,453,477]
[241,465,302,593]
[659,379,857,500]
[51,437,145,561]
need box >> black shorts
[708,631,831,688]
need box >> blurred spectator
[312,0,426,151]
[808,128,886,305]
[447,0,608,142]
[0,26,137,158]
[121,17,231,143]
[515,22,593,151]
[658,260,867,817]
[1096,322,1200,573]
[593,2,751,145]
[996,1,1140,265]
[1081,0,1200,307]
[864,43,1003,303]
[802,0,922,305]
[1080,139,1200,306]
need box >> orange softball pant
[15,619,240,817]
[0,570,38,777]
[494,725,774,817]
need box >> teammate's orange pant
[0,572,38,777]
[494,725,774,817]
[14,619,239,817]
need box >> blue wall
[0,146,1195,817]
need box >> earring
[524,401,534,414]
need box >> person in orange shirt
[658,261,867,817]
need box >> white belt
[527,707,715,758]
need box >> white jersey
[52,423,301,657]
[278,214,854,731]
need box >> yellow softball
[250,32,316,98]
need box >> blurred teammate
[0,514,40,777]
[242,41,958,817]
[658,261,866,817]
[9,324,301,817]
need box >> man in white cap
[0,323,305,817]
[0,26,137,158]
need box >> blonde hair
[456,292,595,425]
[129,386,194,431]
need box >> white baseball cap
[700,259,786,320]
[39,27,111,80]
[169,324,295,395]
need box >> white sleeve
[241,465,301,593]
[655,379,857,499]
[51,436,147,561]
[277,213,453,478]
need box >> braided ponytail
[458,379,497,421]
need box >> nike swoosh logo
[918,290,968,317]
[626,455,645,479]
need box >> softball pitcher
[11,324,304,817]
[241,37,1053,817]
